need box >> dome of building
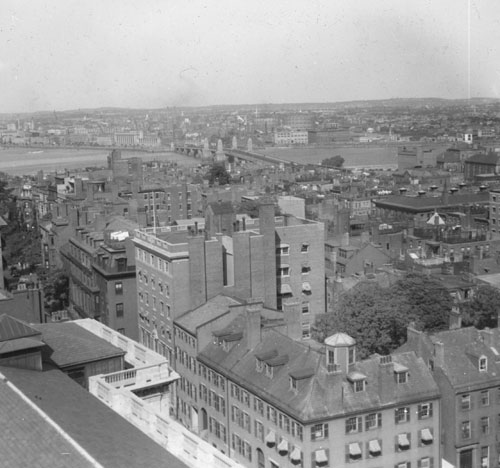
[324,332,356,347]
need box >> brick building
[173,299,441,468]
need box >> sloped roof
[34,322,124,368]
[0,314,41,342]
[0,365,187,468]
[325,332,356,347]
[198,315,439,423]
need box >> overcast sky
[1,0,499,112]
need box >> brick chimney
[245,301,263,350]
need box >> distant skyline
[1,0,499,113]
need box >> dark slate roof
[0,365,187,468]
[407,327,500,389]
[0,337,45,354]
[34,322,125,368]
[0,314,41,342]
[465,152,500,165]
[198,318,439,424]
[0,376,93,468]
[373,191,489,211]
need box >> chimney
[341,232,349,247]
[449,306,462,329]
[406,323,423,358]
[245,302,262,349]
[434,341,445,368]
[480,328,493,347]
[283,299,301,341]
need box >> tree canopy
[313,273,453,358]
[321,155,345,168]
[207,164,231,186]
[461,284,500,329]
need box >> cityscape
[1,1,500,468]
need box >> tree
[42,269,69,312]
[461,285,500,329]
[207,164,231,186]
[321,155,345,168]
[313,273,453,358]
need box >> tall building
[132,203,325,361]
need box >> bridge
[172,143,296,168]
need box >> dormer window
[256,358,264,373]
[479,356,488,372]
[348,371,367,392]
[265,363,274,378]
[394,363,409,384]
[354,380,365,392]
[289,377,297,392]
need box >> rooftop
[34,322,125,368]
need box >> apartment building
[173,298,441,468]
[401,325,500,468]
[132,203,325,361]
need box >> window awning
[398,433,410,449]
[315,449,328,464]
[278,439,288,455]
[302,282,311,292]
[265,430,276,446]
[279,283,293,295]
[290,447,301,464]
[368,439,381,455]
[421,428,433,443]
[349,443,361,457]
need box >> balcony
[79,319,244,468]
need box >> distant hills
[1,97,500,118]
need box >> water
[0,147,198,176]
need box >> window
[301,302,310,315]
[367,439,382,458]
[419,457,433,468]
[396,371,408,384]
[481,446,489,468]
[395,407,410,424]
[301,243,309,253]
[115,281,123,294]
[117,328,125,335]
[301,322,311,340]
[255,420,264,441]
[461,421,471,439]
[396,463,410,468]
[116,303,124,317]
[418,403,433,419]
[365,413,382,431]
[314,449,329,467]
[311,423,329,441]
[301,266,311,274]
[345,416,362,434]
[461,394,471,411]
[354,380,365,393]
[479,356,487,371]
[276,246,289,255]
[290,377,297,392]
[278,267,290,277]
[254,398,264,416]
[481,416,490,435]
[396,433,411,451]
[481,390,489,406]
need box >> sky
[1,0,500,112]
